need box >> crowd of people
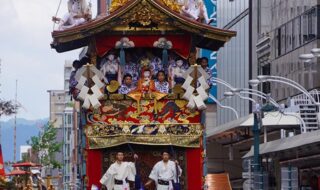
[53,0,213,31]
[69,50,212,98]
[102,51,210,95]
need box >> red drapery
[186,148,203,189]
[0,145,5,176]
[95,35,192,59]
[86,148,203,190]
[86,149,103,190]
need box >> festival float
[51,0,236,189]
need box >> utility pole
[13,80,18,162]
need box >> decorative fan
[75,64,105,109]
[181,65,210,110]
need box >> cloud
[0,0,97,120]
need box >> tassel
[137,100,140,115]
[162,48,168,65]
[154,98,157,114]
[120,48,126,66]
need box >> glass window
[302,13,309,43]
[294,17,301,48]
[281,25,286,55]
[275,28,281,57]
[286,21,292,52]
[308,8,317,40]
[68,114,72,125]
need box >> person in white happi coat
[181,0,212,24]
[100,152,138,190]
[53,0,92,30]
[145,151,182,190]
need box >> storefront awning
[207,112,301,138]
[243,129,320,158]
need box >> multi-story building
[47,61,79,189]
[206,1,252,188]
[249,0,320,189]
[62,61,81,190]
[19,145,31,161]
[216,0,251,125]
[47,89,65,188]
[48,90,66,129]
[253,0,319,98]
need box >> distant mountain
[1,118,48,162]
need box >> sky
[0,0,97,120]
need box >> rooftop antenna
[13,80,17,162]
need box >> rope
[53,0,63,31]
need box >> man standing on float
[100,152,138,190]
[145,151,182,190]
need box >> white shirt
[149,160,182,190]
[100,161,136,190]
[182,0,210,23]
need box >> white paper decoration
[75,64,105,109]
[181,65,210,110]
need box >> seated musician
[119,74,136,95]
[155,71,170,94]
[181,0,213,24]
[121,53,140,85]
[52,0,92,30]
[169,59,189,87]
[100,53,121,84]
[150,57,166,79]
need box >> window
[302,13,309,42]
[286,21,292,52]
[67,114,72,125]
[257,0,261,34]
[261,64,271,94]
[294,17,301,48]
[274,7,318,58]
[308,8,317,40]
[275,28,281,57]
[281,25,286,55]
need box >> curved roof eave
[51,0,236,52]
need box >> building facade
[206,1,252,188]
[216,0,251,125]
[248,0,320,189]
[47,61,80,189]
[253,0,320,100]
[19,145,31,161]
[62,61,80,190]
[47,89,65,188]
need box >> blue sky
[0,0,97,120]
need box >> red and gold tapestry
[85,99,203,149]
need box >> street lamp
[249,75,319,105]
[299,48,320,62]
[310,48,320,57]
[299,53,315,62]
[208,94,239,119]
[224,91,267,189]
[224,91,306,133]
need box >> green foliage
[27,122,62,169]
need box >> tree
[0,99,19,116]
[27,122,62,169]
